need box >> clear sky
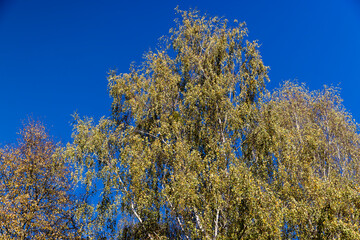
[1,0,360,144]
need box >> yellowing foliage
[0,121,81,239]
[67,9,360,239]
[252,82,360,239]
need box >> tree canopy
[0,121,81,239]
[64,8,359,239]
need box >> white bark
[213,208,220,240]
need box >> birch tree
[67,8,281,239]
[250,82,360,239]
[67,9,360,239]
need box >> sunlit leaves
[67,8,360,240]
[0,121,81,239]
[252,82,360,239]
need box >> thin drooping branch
[135,129,170,147]
[195,209,209,239]
[115,165,154,240]
[164,194,190,240]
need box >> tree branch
[213,208,220,240]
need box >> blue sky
[1,0,360,144]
